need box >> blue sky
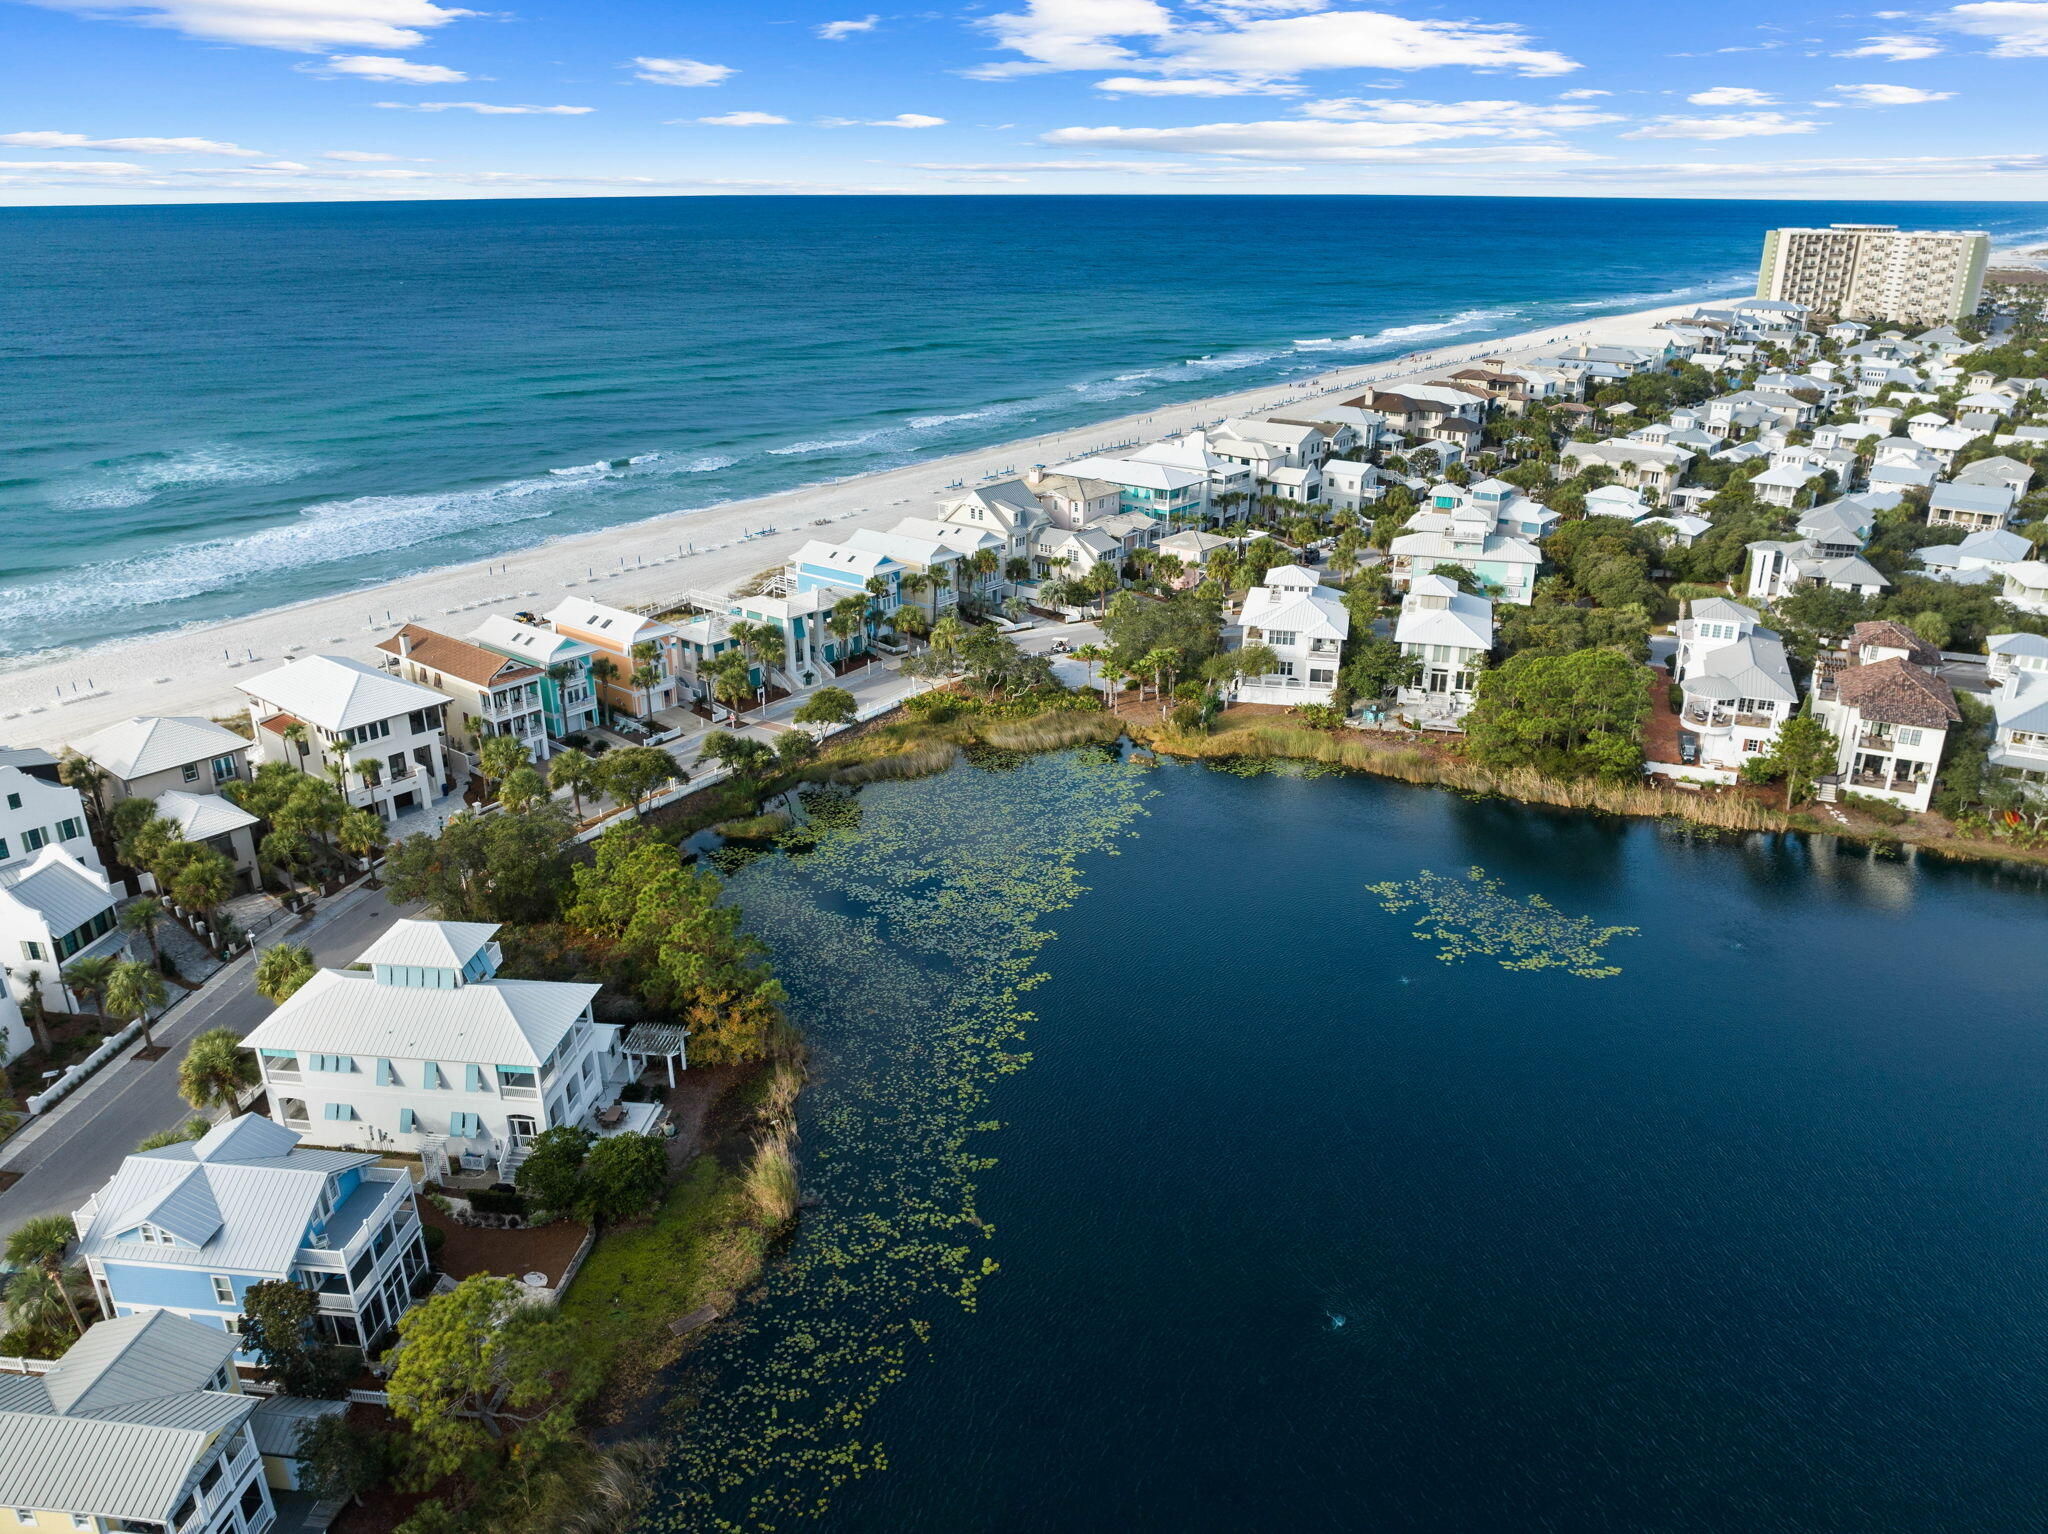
[3,0,2047,202]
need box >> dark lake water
[657,752,2048,1532]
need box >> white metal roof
[0,847,116,937]
[542,598,673,640]
[41,1310,235,1417]
[75,715,249,782]
[0,1397,253,1523]
[470,614,597,664]
[240,654,447,733]
[358,918,499,970]
[241,967,599,1067]
[155,790,258,844]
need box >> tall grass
[979,712,1121,752]
[743,1132,799,1230]
[1146,723,1785,833]
[828,739,958,784]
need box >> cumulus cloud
[696,111,790,125]
[628,56,735,86]
[969,1,1577,84]
[0,159,152,174]
[375,100,593,113]
[1556,88,1610,99]
[1686,86,1775,105]
[1824,83,1954,104]
[1837,34,1944,59]
[1940,2,2048,55]
[0,131,262,156]
[21,0,472,51]
[817,15,878,39]
[1293,96,1620,130]
[316,54,466,81]
[1623,111,1821,138]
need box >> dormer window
[137,1222,175,1245]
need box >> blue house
[74,1114,430,1354]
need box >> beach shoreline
[2,299,1706,748]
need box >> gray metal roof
[43,1311,235,1417]
[242,967,599,1068]
[76,1128,374,1278]
[0,1311,253,1523]
[1929,481,2015,514]
[1685,633,1799,704]
[248,1393,349,1458]
[156,789,259,844]
[75,715,250,783]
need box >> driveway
[0,884,422,1242]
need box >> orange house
[543,598,679,721]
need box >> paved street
[0,884,420,1242]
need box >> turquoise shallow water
[2,193,2043,657]
[662,754,2048,1532]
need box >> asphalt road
[0,886,419,1242]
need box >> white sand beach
[1,300,1705,749]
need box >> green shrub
[467,1187,529,1218]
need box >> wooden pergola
[620,1021,690,1087]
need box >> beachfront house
[942,480,1054,561]
[240,655,453,824]
[543,599,680,724]
[0,1310,276,1534]
[1233,565,1348,706]
[238,918,662,1183]
[74,714,252,807]
[377,624,553,764]
[1393,574,1493,727]
[1812,622,1960,813]
[1060,452,1215,526]
[74,1114,429,1355]
[469,615,602,741]
[1672,599,1798,776]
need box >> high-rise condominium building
[1756,224,1991,327]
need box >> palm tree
[61,954,118,1020]
[751,626,788,697]
[120,896,165,966]
[279,720,311,768]
[710,650,754,723]
[929,613,968,674]
[170,849,234,936]
[56,753,109,846]
[336,809,385,878]
[1003,555,1032,586]
[178,1027,259,1120]
[628,639,663,718]
[826,598,867,674]
[106,958,169,1050]
[476,734,529,793]
[893,605,932,648]
[4,1215,87,1337]
[1071,643,1108,689]
[969,547,1000,602]
[254,942,316,1004]
[588,655,620,724]
[323,740,353,790]
[549,747,596,818]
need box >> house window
[20,941,42,962]
[183,762,201,783]
[137,1222,173,1245]
[211,1275,234,1305]
[14,1511,35,1526]
[323,1103,358,1122]
[55,818,82,842]
[1896,727,1923,748]
[21,827,47,853]
[400,1108,418,1133]
[212,755,239,783]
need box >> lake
[651,750,2048,1532]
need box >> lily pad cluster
[1366,866,1637,979]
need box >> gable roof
[241,967,599,1068]
[41,1310,234,1417]
[470,614,595,666]
[240,655,447,733]
[1993,669,2048,736]
[542,599,673,644]
[1852,620,1941,665]
[0,848,115,937]
[74,716,249,782]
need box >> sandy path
[1,301,1701,748]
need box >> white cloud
[375,100,593,113]
[1940,2,2048,55]
[1294,96,1620,131]
[1837,34,1944,58]
[1686,86,1776,105]
[1516,150,2048,184]
[22,0,472,51]
[1041,118,1597,161]
[0,131,262,156]
[913,157,1305,175]
[322,149,418,160]
[0,159,151,174]
[246,159,310,170]
[1556,88,1610,99]
[1623,111,1821,138]
[1824,82,1954,104]
[318,54,466,82]
[817,15,878,39]
[823,113,948,127]
[1095,74,1296,94]
[628,56,735,86]
[970,1,1577,84]
[696,111,790,125]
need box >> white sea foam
[46,446,323,511]
[1562,277,1749,310]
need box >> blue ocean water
[1,194,2043,657]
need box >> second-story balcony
[298,1166,415,1275]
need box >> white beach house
[240,655,454,823]
[1672,599,1799,776]
[1234,565,1349,706]
[1394,574,1493,727]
